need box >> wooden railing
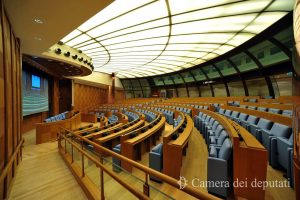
[58,128,220,200]
[293,103,300,200]
[0,138,24,198]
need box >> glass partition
[230,52,258,72]
[215,60,237,76]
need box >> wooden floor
[10,122,295,200]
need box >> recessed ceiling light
[48,59,53,62]
[34,19,44,24]
[34,37,42,41]
[32,56,38,59]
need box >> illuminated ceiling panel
[59,0,293,78]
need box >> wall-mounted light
[55,48,61,54]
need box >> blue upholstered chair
[207,125,224,145]
[228,111,240,120]
[209,130,228,146]
[282,110,292,117]
[248,106,257,110]
[240,115,259,129]
[149,143,163,182]
[268,108,282,114]
[247,118,273,140]
[260,123,291,151]
[204,118,216,139]
[207,138,232,197]
[257,107,268,112]
[270,133,293,186]
[233,113,248,123]
[240,105,248,108]
[112,144,122,172]
[205,120,220,144]
[224,110,232,118]
[218,108,225,115]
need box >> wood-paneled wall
[0,0,22,198]
[73,82,109,113]
[22,112,48,134]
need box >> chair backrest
[270,123,291,138]
[239,113,248,121]
[257,107,267,112]
[282,110,292,117]
[249,99,257,103]
[151,143,163,155]
[214,125,224,137]
[257,118,273,130]
[218,138,232,160]
[217,131,228,145]
[219,108,225,114]
[212,121,219,131]
[246,115,259,124]
[248,106,257,110]
[231,111,240,118]
[208,118,215,126]
[224,110,232,116]
[268,108,281,114]
[240,105,247,108]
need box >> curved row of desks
[200,109,267,200]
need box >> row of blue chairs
[161,105,192,117]
[108,115,118,124]
[173,114,183,128]
[135,109,157,123]
[194,112,232,197]
[150,107,174,125]
[228,102,292,117]
[44,111,68,123]
[123,111,139,122]
[218,108,294,187]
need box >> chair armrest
[269,137,279,167]
[207,157,228,181]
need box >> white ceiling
[4,0,113,56]
[4,0,294,79]
[59,0,294,78]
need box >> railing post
[143,173,150,197]
[64,136,67,154]
[81,140,85,177]
[100,156,105,200]
[71,144,74,163]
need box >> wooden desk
[121,115,166,172]
[163,114,193,179]
[36,112,81,144]
[94,119,145,151]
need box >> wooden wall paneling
[0,0,4,197]
[2,6,13,195]
[73,83,109,113]
[16,39,21,149]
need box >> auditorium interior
[1,0,300,199]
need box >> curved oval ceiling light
[58,0,293,78]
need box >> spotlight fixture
[83,59,88,64]
[78,50,82,53]
[78,57,83,62]
[64,51,70,57]
[57,41,64,45]
[72,54,78,59]
[55,48,62,54]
